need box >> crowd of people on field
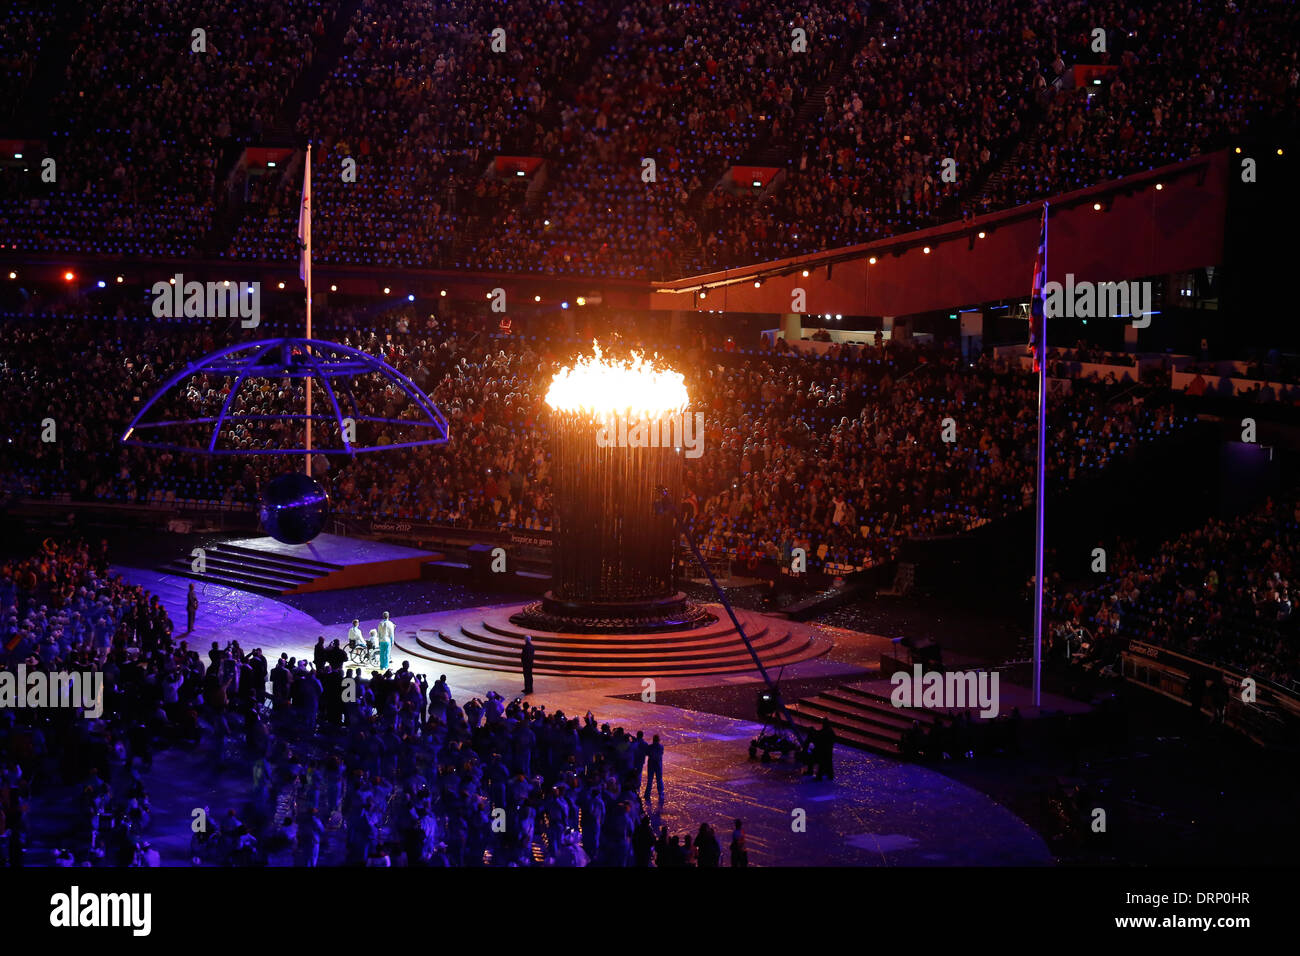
[0,535,754,867]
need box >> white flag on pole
[297,145,311,281]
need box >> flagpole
[303,145,312,477]
[1032,201,1049,709]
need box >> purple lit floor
[71,566,1053,866]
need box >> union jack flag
[1028,202,1048,373]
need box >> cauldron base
[510,591,717,634]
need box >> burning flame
[546,343,689,418]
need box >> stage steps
[159,537,439,595]
[785,682,950,757]
[161,542,342,595]
[393,608,831,677]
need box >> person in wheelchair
[346,620,377,663]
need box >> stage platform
[160,533,442,595]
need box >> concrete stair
[393,607,830,677]
[785,682,949,757]
[160,542,343,596]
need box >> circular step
[394,603,832,677]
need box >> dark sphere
[259,473,330,545]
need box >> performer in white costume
[378,611,395,670]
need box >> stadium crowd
[0,0,1292,276]
[0,304,1193,574]
[1047,494,1300,689]
[1,537,172,668]
[0,537,739,867]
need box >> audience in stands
[0,305,1193,575]
[1046,494,1300,688]
[2,0,1292,276]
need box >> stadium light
[64,271,75,282]
[922,246,931,254]
[116,276,124,283]
[868,257,877,265]
[330,284,337,292]
[384,287,391,294]
[407,294,415,302]
[534,295,541,302]
[977,231,986,239]
[802,269,810,277]
[96,280,105,288]
[1154,183,1163,191]
[7,272,15,280]
[576,296,586,306]
[278,281,285,289]
[439,289,447,297]
[1093,202,1102,211]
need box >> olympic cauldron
[510,346,714,633]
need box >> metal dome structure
[121,336,449,455]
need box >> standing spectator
[186,583,198,634]
[730,819,749,867]
[521,635,535,695]
[632,730,649,791]
[632,815,656,866]
[643,734,664,804]
[697,822,721,867]
[810,717,836,782]
[305,808,324,867]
